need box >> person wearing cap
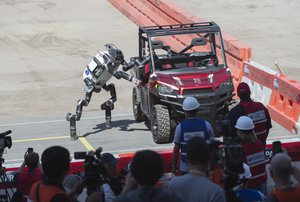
[226,82,272,146]
[12,150,43,202]
[263,153,300,202]
[234,163,265,202]
[236,116,268,194]
[172,96,214,175]
[101,153,123,196]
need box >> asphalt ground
[0,0,299,168]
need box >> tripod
[0,156,15,202]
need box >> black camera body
[0,130,12,152]
[74,147,108,195]
[206,138,244,175]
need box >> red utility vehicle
[126,22,234,143]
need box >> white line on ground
[0,113,133,127]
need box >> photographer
[235,116,268,194]
[101,153,123,196]
[29,146,85,202]
[74,149,118,202]
[13,150,43,202]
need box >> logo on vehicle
[173,77,183,85]
[193,78,201,84]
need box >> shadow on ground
[81,119,150,137]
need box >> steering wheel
[199,58,218,66]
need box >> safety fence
[107,0,300,135]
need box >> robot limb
[113,70,140,85]
[66,91,93,140]
[100,83,116,129]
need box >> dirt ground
[0,0,138,122]
[0,0,299,123]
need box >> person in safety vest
[236,116,268,195]
[29,146,85,202]
[172,96,214,175]
[263,153,300,202]
[226,82,272,146]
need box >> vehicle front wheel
[151,104,172,144]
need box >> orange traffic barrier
[240,61,300,135]
[108,0,251,62]
[268,76,300,135]
[145,0,252,61]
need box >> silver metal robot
[66,44,139,140]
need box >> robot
[66,44,139,140]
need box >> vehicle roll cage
[137,22,227,73]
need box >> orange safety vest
[271,186,300,202]
[29,181,69,202]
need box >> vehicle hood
[155,69,229,92]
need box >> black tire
[151,104,171,144]
[132,87,145,122]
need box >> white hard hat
[239,163,252,179]
[182,96,200,111]
[235,116,254,130]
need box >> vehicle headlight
[219,78,233,88]
[157,84,178,95]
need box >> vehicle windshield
[148,32,226,73]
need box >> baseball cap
[237,82,251,96]
[101,153,119,166]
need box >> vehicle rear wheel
[132,87,145,122]
[151,104,172,144]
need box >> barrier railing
[2,141,300,192]
[107,0,300,135]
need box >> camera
[0,130,12,152]
[74,147,108,195]
[24,147,34,157]
[272,141,283,156]
[27,148,33,154]
[206,138,243,175]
